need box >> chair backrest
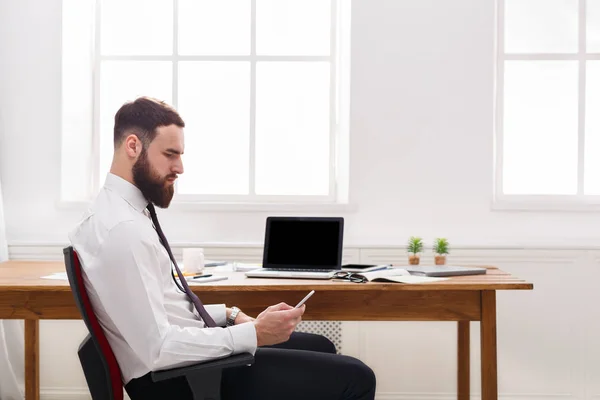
[64,246,124,400]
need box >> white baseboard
[41,387,91,400]
[376,393,452,400]
[376,395,574,400]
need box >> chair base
[187,370,222,400]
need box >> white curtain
[0,172,24,399]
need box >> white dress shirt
[68,173,257,384]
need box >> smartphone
[295,290,315,308]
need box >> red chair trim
[73,250,124,400]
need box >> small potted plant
[406,236,424,265]
[433,237,449,265]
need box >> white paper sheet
[378,275,448,284]
[41,272,68,280]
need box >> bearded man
[68,97,376,400]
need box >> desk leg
[457,321,470,400]
[25,319,40,400]
[481,291,497,400]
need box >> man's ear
[124,134,141,158]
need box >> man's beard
[132,149,175,208]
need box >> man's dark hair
[113,97,185,149]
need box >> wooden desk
[0,261,533,400]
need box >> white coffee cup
[183,248,205,274]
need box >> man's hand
[253,302,305,347]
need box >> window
[62,0,350,206]
[495,0,600,208]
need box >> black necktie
[146,203,217,327]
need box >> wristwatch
[226,306,241,327]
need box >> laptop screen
[263,217,344,269]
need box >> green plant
[433,238,449,255]
[407,236,424,254]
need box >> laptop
[404,265,487,277]
[245,217,344,280]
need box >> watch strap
[227,306,240,326]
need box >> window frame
[86,0,348,206]
[494,0,600,211]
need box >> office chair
[63,246,254,400]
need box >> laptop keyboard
[262,268,334,273]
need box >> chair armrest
[150,353,254,382]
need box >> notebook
[245,217,344,280]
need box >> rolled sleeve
[204,304,227,327]
[227,322,257,355]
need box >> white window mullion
[578,0,587,196]
[494,0,506,200]
[249,0,257,196]
[172,0,179,110]
[100,55,331,61]
[176,193,334,204]
[92,0,102,192]
[328,0,338,200]
[172,0,180,195]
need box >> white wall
[2,0,600,249]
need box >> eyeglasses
[332,271,368,283]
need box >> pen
[192,274,213,279]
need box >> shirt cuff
[227,322,257,356]
[204,304,227,327]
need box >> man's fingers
[277,306,305,321]
[288,305,305,316]
[269,302,294,311]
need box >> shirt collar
[103,173,149,213]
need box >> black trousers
[125,332,376,400]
